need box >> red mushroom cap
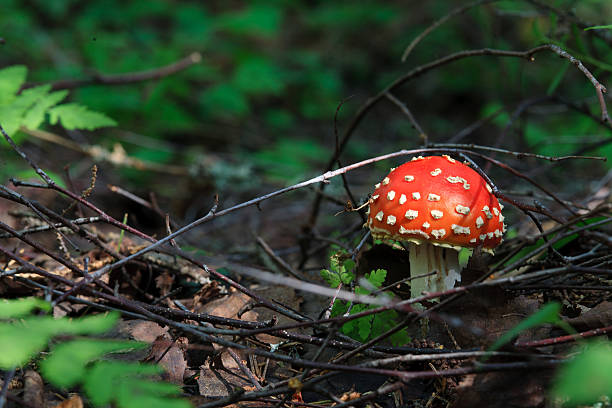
[367,155,505,250]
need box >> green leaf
[489,302,563,352]
[342,259,356,275]
[320,269,341,288]
[0,65,27,106]
[584,25,612,31]
[366,269,387,289]
[48,103,117,130]
[0,323,52,368]
[0,312,120,368]
[41,339,147,388]
[0,297,51,319]
[0,103,27,137]
[22,89,68,129]
[83,360,188,408]
[232,58,285,96]
[552,341,612,406]
[200,83,249,118]
[50,311,120,335]
[116,378,190,408]
[357,315,373,341]
[216,5,282,37]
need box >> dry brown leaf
[197,362,253,398]
[52,395,84,408]
[145,335,188,384]
[199,290,258,369]
[23,370,44,408]
[117,319,168,343]
[565,301,612,331]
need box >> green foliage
[584,25,612,31]
[552,341,612,406]
[0,65,115,143]
[0,297,191,408]
[320,254,410,346]
[48,103,117,130]
[252,138,327,183]
[0,297,51,318]
[489,302,571,352]
[0,312,119,368]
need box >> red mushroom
[367,155,505,301]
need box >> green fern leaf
[48,103,117,130]
[0,313,119,369]
[22,88,68,129]
[0,65,27,105]
[41,339,147,388]
[366,269,387,288]
[84,360,178,407]
[0,297,51,318]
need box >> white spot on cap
[399,226,429,239]
[455,205,470,215]
[499,204,504,210]
[375,183,381,189]
[411,156,424,161]
[486,183,493,193]
[487,232,494,239]
[428,193,441,201]
[422,222,430,229]
[430,210,443,219]
[469,238,477,243]
[451,224,471,235]
[375,211,384,221]
[387,215,397,225]
[499,213,505,223]
[431,229,446,239]
[404,175,415,182]
[493,207,499,216]
[447,176,465,184]
[447,175,470,190]
[476,216,484,228]
[430,168,442,176]
[387,190,396,201]
[494,229,502,237]
[443,155,456,163]
[390,167,396,171]
[382,177,390,185]
[405,209,419,220]
[482,206,493,219]
[479,234,487,241]
[399,194,407,205]
[371,195,379,201]
[412,192,421,200]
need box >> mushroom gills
[408,243,461,302]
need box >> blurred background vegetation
[0,0,611,238]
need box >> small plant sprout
[367,155,505,301]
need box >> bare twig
[21,52,202,91]
[384,91,428,145]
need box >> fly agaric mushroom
[366,155,505,301]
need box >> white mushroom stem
[408,243,462,302]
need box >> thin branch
[21,52,202,91]
[384,91,428,145]
[516,325,612,347]
[401,0,498,61]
